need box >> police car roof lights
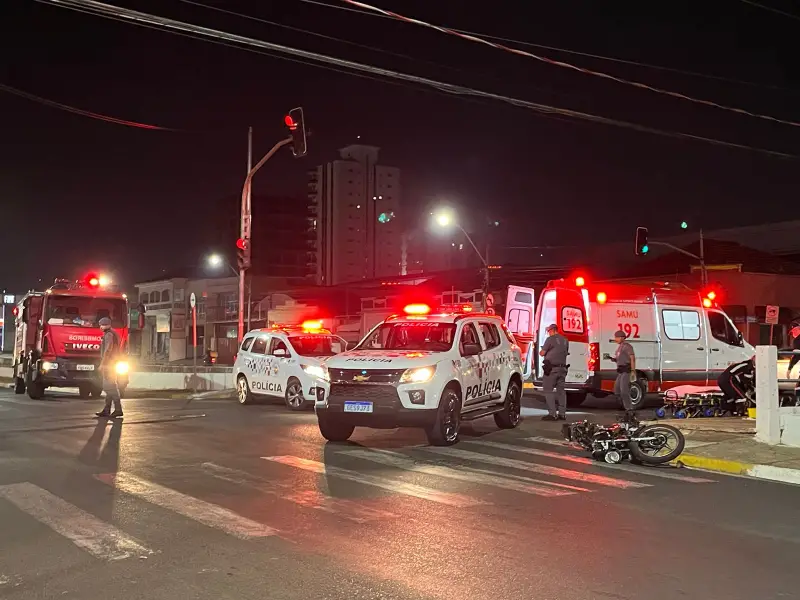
[437,303,474,314]
[403,303,431,315]
[301,320,324,331]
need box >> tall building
[308,145,402,285]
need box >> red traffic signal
[284,114,297,130]
[284,107,307,158]
[237,238,251,270]
[236,238,246,250]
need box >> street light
[207,254,224,269]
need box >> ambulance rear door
[504,286,535,337]
[545,287,589,385]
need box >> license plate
[344,401,373,413]
[76,364,95,371]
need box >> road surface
[0,389,798,599]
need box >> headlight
[303,364,329,381]
[115,361,130,375]
[42,361,58,371]
[400,366,436,384]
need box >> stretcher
[655,385,743,419]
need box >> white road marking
[469,440,595,465]
[342,448,576,497]
[95,472,277,539]
[262,455,485,507]
[0,482,152,561]
[202,462,399,523]
[422,447,651,489]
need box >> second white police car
[234,321,344,410]
[315,303,524,446]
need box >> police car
[234,321,344,411]
[314,303,524,446]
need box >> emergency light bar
[301,320,323,331]
[403,303,431,315]
[438,303,474,314]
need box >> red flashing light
[706,291,717,301]
[596,291,607,304]
[284,115,297,130]
[12,306,19,317]
[439,303,473,314]
[587,342,600,372]
[404,303,431,315]
[702,298,713,308]
[575,276,585,287]
[236,238,246,250]
[301,320,323,331]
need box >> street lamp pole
[238,135,293,342]
[454,223,490,312]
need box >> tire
[426,387,462,446]
[236,375,254,405]
[14,377,25,394]
[494,380,522,429]
[317,415,355,442]
[284,378,306,411]
[619,377,647,410]
[27,381,44,400]
[566,392,587,408]
[629,424,685,465]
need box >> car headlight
[115,361,130,375]
[303,364,329,381]
[400,365,436,384]
[42,361,58,371]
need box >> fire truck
[13,276,130,400]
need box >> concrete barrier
[756,345,800,448]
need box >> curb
[676,453,800,485]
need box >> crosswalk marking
[0,482,152,561]
[202,462,399,523]
[469,440,594,465]
[95,472,277,539]
[262,455,485,507]
[342,448,577,497]
[421,447,651,489]
[519,438,716,483]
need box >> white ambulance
[508,278,754,409]
[234,321,344,410]
[314,303,524,446]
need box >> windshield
[359,322,456,351]
[46,295,128,328]
[289,335,345,357]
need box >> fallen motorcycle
[562,413,685,465]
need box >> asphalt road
[0,389,799,600]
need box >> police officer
[95,317,123,418]
[540,323,569,421]
[611,330,636,411]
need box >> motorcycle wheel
[629,424,685,465]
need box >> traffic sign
[190,293,196,309]
[766,305,779,325]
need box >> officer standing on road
[540,323,569,421]
[95,317,123,419]
[611,330,636,412]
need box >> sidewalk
[658,417,800,486]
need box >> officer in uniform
[540,323,569,421]
[611,330,636,411]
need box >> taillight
[587,342,599,372]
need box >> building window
[162,290,170,302]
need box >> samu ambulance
[314,303,524,446]
[234,321,345,410]
[508,278,754,409]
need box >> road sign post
[190,293,197,393]
[766,305,779,344]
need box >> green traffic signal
[642,245,649,254]
[680,221,688,229]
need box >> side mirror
[273,348,289,358]
[462,343,481,357]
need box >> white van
[509,278,755,409]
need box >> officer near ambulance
[540,323,569,421]
[610,329,637,411]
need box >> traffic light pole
[238,135,293,342]
[648,233,708,287]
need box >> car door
[459,321,489,408]
[478,321,505,401]
[247,333,270,392]
[266,337,291,397]
[659,306,708,386]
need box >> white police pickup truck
[234,322,343,411]
[314,303,524,445]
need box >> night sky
[2,0,798,292]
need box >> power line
[738,0,800,21]
[296,0,795,92]
[33,0,799,159]
[0,82,175,130]
[341,1,800,128]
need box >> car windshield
[359,322,456,351]
[289,335,344,357]
[46,296,128,328]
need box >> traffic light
[284,107,307,158]
[635,227,649,255]
[236,238,251,270]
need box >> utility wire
[738,0,800,21]
[341,1,800,128]
[0,82,175,130]
[296,0,795,92]
[33,0,799,159]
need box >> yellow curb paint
[523,383,534,389]
[673,454,753,476]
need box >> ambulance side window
[662,310,701,341]
[250,336,268,355]
[709,311,742,347]
[240,337,255,352]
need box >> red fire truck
[13,276,130,400]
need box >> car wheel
[494,380,522,429]
[426,387,462,446]
[27,381,44,400]
[284,378,306,411]
[317,415,355,442]
[237,375,254,405]
[620,377,647,410]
